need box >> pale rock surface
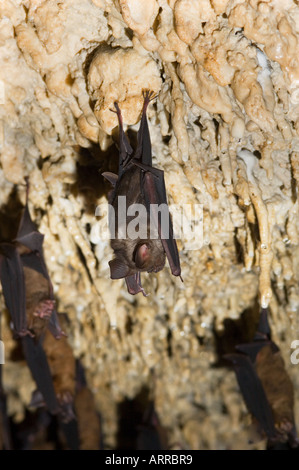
[0,0,298,449]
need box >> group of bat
[0,91,298,449]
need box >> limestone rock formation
[0,0,298,449]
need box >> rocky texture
[0,0,299,449]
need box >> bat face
[110,238,166,278]
[134,241,165,272]
[103,91,181,295]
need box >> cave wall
[0,0,299,449]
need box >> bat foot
[142,90,156,115]
[110,101,124,130]
[15,328,35,339]
[276,418,293,436]
[33,299,55,319]
[142,89,156,103]
[111,101,121,116]
[141,288,149,297]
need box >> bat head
[133,240,165,273]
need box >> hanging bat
[0,182,62,412]
[0,181,63,339]
[225,308,299,448]
[103,91,182,295]
[0,182,79,445]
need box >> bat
[103,91,182,295]
[0,182,79,447]
[0,181,63,339]
[225,308,299,448]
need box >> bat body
[103,91,181,295]
[226,308,299,448]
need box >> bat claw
[142,89,156,102]
[112,101,121,115]
[16,328,35,338]
[276,419,293,434]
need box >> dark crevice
[253,150,261,160]
[234,228,244,264]
[115,387,155,450]
[213,298,260,366]
[166,328,172,358]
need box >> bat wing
[225,353,277,439]
[135,92,152,167]
[21,336,59,415]
[0,243,28,336]
[113,102,133,179]
[47,308,65,339]
[60,420,80,450]
[142,169,181,277]
[102,172,118,187]
[15,205,44,254]
[109,259,147,295]
[134,91,181,277]
[236,308,279,361]
[109,258,130,279]
[125,273,147,296]
[254,307,271,341]
[236,341,271,363]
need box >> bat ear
[109,258,130,279]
